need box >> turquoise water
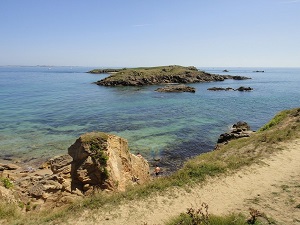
[0,66,300,172]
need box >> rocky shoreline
[91,65,251,86]
[0,122,255,212]
[0,132,150,211]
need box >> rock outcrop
[223,75,251,80]
[155,84,196,93]
[236,86,253,92]
[0,132,150,210]
[217,121,254,145]
[68,132,150,193]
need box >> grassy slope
[1,108,300,224]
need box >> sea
[0,66,299,173]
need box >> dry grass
[3,108,300,224]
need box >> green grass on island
[1,108,299,224]
[90,65,245,86]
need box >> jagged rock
[28,183,45,198]
[0,163,21,170]
[217,121,253,144]
[68,132,150,193]
[232,121,251,131]
[155,84,196,93]
[236,86,253,92]
[50,155,72,174]
[223,75,251,80]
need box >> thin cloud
[280,0,300,3]
[132,24,152,27]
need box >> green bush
[0,178,13,189]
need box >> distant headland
[88,65,251,86]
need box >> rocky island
[90,65,250,86]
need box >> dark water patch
[146,138,215,175]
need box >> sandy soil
[72,139,300,225]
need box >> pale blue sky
[1,0,299,67]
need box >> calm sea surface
[0,66,299,172]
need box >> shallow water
[0,66,299,172]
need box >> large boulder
[68,132,150,193]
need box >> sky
[0,0,300,67]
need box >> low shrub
[0,178,13,189]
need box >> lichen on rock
[68,132,150,193]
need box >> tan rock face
[0,132,150,210]
[106,134,150,191]
[68,132,150,193]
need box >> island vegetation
[89,65,250,86]
[88,68,124,74]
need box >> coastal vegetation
[88,68,124,74]
[91,65,250,86]
[0,107,299,224]
[0,177,13,189]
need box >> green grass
[0,178,13,189]
[96,65,210,85]
[4,107,300,224]
[259,108,300,132]
[0,201,21,223]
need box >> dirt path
[73,139,300,225]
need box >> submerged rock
[207,87,234,91]
[207,86,253,92]
[155,84,196,93]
